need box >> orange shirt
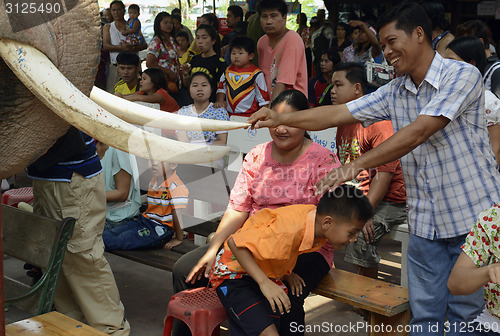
[210,204,325,288]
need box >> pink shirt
[228,141,341,266]
[257,30,308,98]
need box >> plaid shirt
[347,53,500,239]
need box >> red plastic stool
[163,287,227,336]
[2,187,33,207]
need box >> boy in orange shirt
[210,185,373,336]
[103,160,188,251]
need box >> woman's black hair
[446,36,487,75]
[196,24,221,56]
[420,1,450,31]
[143,67,167,91]
[109,0,125,10]
[322,50,341,67]
[154,12,176,49]
[336,22,352,38]
[188,71,213,90]
[271,90,311,139]
[200,13,219,32]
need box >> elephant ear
[0,0,100,178]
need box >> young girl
[146,12,179,94]
[180,24,226,102]
[176,72,229,168]
[118,67,179,138]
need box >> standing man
[221,5,246,63]
[249,2,500,334]
[257,0,308,101]
[27,129,130,335]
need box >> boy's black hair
[116,51,140,66]
[176,30,189,41]
[196,24,222,56]
[128,4,140,13]
[142,67,167,91]
[334,62,367,95]
[229,35,255,55]
[189,71,213,90]
[245,10,256,21]
[317,185,373,223]
[376,1,432,46]
[447,36,487,76]
[257,0,288,17]
[228,5,244,20]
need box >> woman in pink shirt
[172,89,341,336]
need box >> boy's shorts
[215,277,281,336]
[344,201,407,268]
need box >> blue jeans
[103,215,174,251]
[408,233,484,336]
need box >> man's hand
[247,107,282,129]
[362,218,375,243]
[282,273,305,297]
[186,250,217,283]
[315,162,363,195]
[259,279,291,315]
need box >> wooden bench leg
[368,310,410,336]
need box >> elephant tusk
[90,86,248,131]
[0,39,232,164]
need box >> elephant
[0,0,246,180]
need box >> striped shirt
[346,53,500,239]
[143,171,189,228]
[28,132,102,182]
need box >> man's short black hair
[229,35,255,55]
[116,52,140,66]
[228,5,243,20]
[128,4,139,13]
[317,185,373,223]
[257,0,288,17]
[334,62,367,95]
[245,10,256,21]
[376,1,432,45]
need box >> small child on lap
[210,185,373,336]
[103,160,188,251]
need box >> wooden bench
[6,311,107,335]
[313,268,410,336]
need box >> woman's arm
[448,251,497,295]
[176,131,190,143]
[102,25,129,53]
[106,169,131,202]
[212,133,228,146]
[145,54,177,81]
[186,209,249,283]
[488,125,500,167]
[121,92,165,105]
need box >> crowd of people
[12,0,500,335]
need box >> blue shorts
[215,277,281,336]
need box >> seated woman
[171,89,341,336]
[96,142,141,230]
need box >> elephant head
[0,0,245,179]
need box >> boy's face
[323,216,364,250]
[128,9,139,20]
[176,36,190,50]
[379,21,422,77]
[330,70,360,105]
[150,160,176,179]
[117,64,139,84]
[230,47,253,68]
[260,9,286,37]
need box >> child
[120,4,143,46]
[103,160,188,251]
[176,72,230,168]
[180,24,226,102]
[210,185,373,336]
[114,51,141,94]
[176,30,190,58]
[118,67,179,138]
[215,36,270,117]
[448,203,500,334]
